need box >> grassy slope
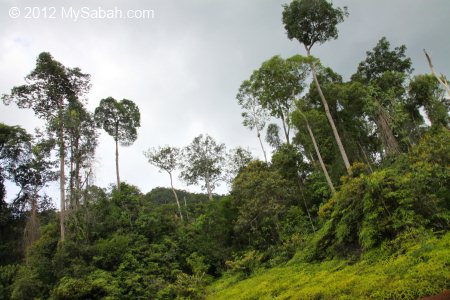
[206,233,450,300]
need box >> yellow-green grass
[206,233,450,300]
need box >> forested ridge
[0,0,449,299]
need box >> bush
[314,130,450,258]
[0,264,18,300]
[225,250,263,277]
[51,270,120,299]
[11,266,45,300]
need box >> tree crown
[180,134,226,189]
[282,0,348,52]
[144,146,180,174]
[352,37,413,84]
[94,97,141,146]
[2,52,91,120]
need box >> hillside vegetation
[207,232,450,300]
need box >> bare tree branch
[424,49,450,98]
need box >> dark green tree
[225,147,253,184]
[94,97,140,191]
[249,55,335,193]
[2,52,91,242]
[11,135,57,249]
[283,0,351,173]
[64,101,98,208]
[291,106,335,194]
[0,124,32,196]
[408,74,449,128]
[353,37,412,83]
[0,123,33,262]
[352,37,413,155]
[271,144,316,231]
[231,161,298,250]
[296,67,379,178]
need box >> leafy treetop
[94,97,141,146]
[2,52,91,120]
[144,146,180,175]
[282,0,348,52]
[352,37,413,83]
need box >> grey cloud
[1,0,449,203]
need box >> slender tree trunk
[25,191,40,250]
[357,142,373,173]
[59,116,66,242]
[256,129,268,164]
[205,173,213,201]
[30,195,39,240]
[307,150,315,165]
[75,163,81,208]
[280,113,290,145]
[376,106,400,155]
[183,196,189,221]
[299,109,335,194]
[74,137,81,208]
[115,137,120,192]
[251,101,268,163]
[296,171,315,232]
[169,172,183,221]
[306,48,351,174]
[69,141,74,209]
[86,169,90,191]
[206,181,212,200]
[306,121,336,194]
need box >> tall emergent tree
[252,55,310,145]
[180,134,226,200]
[2,52,91,242]
[283,0,351,173]
[237,79,269,163]
[242,54,335,193]
[65,101,98,208]
[94,97,140,191]
[352,37,413,155]
[144,146,184,221]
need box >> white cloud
[1,0,449,206]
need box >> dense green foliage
[1,129,447,299]
[94,98,141,147]
[1,186,222,299]
[282,0,348,52]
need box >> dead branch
[424,49,450,98]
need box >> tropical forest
[0,0,449,299]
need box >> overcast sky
[1,0,449,205]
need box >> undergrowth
[206,231,450,300]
